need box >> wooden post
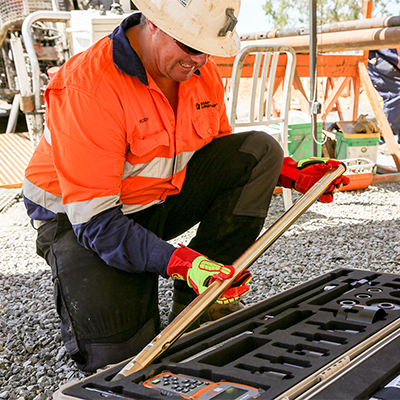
[362,1,372,67]
[321,77,350,120]
[362,0,373,19]
[324,78,344,120]
[350,76,361,121]
[293,70,310,114]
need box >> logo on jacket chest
[196,101,218,110]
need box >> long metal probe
[112,165,346,381]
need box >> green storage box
[335,130,380,163]
[268,111,323,161]
[287,121,323,161]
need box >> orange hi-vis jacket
[23,13,232,277]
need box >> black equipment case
[53,268,400,400]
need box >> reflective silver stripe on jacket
[64,195,122,225]
[173,151,194,175]
[121,200,163,215]
[23,178,64,214]
[44,123,51,145]
[24,178,122,225]
[25,174,158,224]
[122,151,195,180]
[64,197,161,224]
[28,130,196,225]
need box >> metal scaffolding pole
[309,0,320,156]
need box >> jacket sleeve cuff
[148,240,176,279]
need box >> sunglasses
[173,39,204,56]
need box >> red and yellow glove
[167,245,251,304]
[280,157,350,203]
[216,269,252,305]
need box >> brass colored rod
[112,164,346,381]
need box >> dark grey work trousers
[35,131,283,372]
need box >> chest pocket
[128,128,170,158]
[191,113,220,147]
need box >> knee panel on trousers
[234,131,283,217]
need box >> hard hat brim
[133,0,241,57]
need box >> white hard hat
[133,0,241,57]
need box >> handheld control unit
[143,372,261,399]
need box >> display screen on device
[211,386,248,399]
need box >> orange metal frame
[211,1,400,171]
[213,52,362,121]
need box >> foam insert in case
[53,268,400,400]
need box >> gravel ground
[0,152,400,399]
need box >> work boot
[168,301,201,331]
[199,299,245,324]
[168,300,245,328]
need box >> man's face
[149,22,210,82]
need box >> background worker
[368,48,400,144]
[23,0,348,373]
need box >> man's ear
[147,19,158,34]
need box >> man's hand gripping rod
[112,164,346,381]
